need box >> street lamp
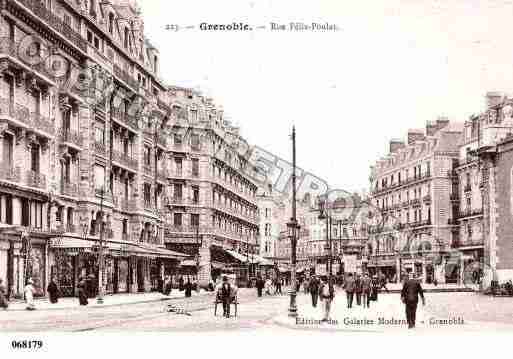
[287,125,298,318]
[287,218,299,317]
[317,196,333,277]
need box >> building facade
[163,86,260,286]
[0,0,187,299]
[369,118,463,283]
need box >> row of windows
[376,161,431,191]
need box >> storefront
[50,237,188,297]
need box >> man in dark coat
[47,276,59,304]
[361,273,372,308]
[255,276,265,297]
[77,277,88,306]
[184,277,192,298]
[308,276,320,307]
[344,273,355,308]
[355,274,363,306]
[401,273,425,329]
[220,276,232,318]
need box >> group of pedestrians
[255,276,284,297]
[343,273,380,309]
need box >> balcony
[0,37,58,83]
[167,169,184,179]
[15,0,88,52]
[0,165,21,183]
[60,182,78,197]
[94,141,107,157]
[409,198,421,207]
[58,128,83,149]
[0,98,31,128]
[423,195,431,204]
[114,197,138,212]
[211,201,258,223]
[457,208,484,219]
[26,170,46,189]
[113,64,139,92]
[410,219,431,228]
[451,239,484,248]
[111,108,139,130]
[111,149,138,171]
[29,113,54,137]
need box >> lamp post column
[288,126,298,318]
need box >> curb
[4,292,214,312]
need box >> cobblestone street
[2,288,513,332]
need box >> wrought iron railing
[26,170,46,189]
[58,128,83,147]
[111,149,138,170]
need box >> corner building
[163,87,260,286]
[0,0,187,299]
[369,119,463,284]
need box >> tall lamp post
[317,196,333,276]
[96,186,106,304]
[288,126,299,318]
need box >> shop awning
[224,249,252,263]
[50,237,189,259]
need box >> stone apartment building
[307,196,369,277]
[0,0,190,299]
[163,86,260,285]
[257,184,283,260]
[369,118,463,284]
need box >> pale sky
[139,0,513,193]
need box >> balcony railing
[29,112,54,136]
[111,149,138,170]
[26,170,46,189]
[409,198,421,207]
[0,165,21,183]
[450,194,459,201]
[58,128,83,148]
[94,141,107,156]
[451,239,484,248]
[457,208,484,219]
[15,0,88,52]
[372,173,432,195]
[423,195,431,203]
[111,108,139,130]
[113,65,139,92]
[113,197,138,212]
[61,182,78,197]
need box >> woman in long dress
[47,277,59,304]
[24,278,36,310]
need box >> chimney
[486,91,504,108]
[389,139,405,153]
[407,129,425,145]
[426,121,437,136]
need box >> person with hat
[401,272,425,329]
[24,278,36,310]
[220,276,232,318]
[77,277,88,306]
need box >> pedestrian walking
[24,278,36,310]
[164,276,172,295]
[378,272,389,293]
[355,274,363,306]
[303,277,309,294]
[47,276,60,304]
[179,276,184,291]
[308,275,320,308]
[77,277,88,306]
[371,275,379,302]
[319,276,335,321]
[256,275,265,297]
[401,273,425,329]
[275,277,283,295]
[264,278,272,295]
[220,276,232,318]
[344,273,355,308]
[361,273,372,308]
[184,277,192,298]
[0,279,9,310]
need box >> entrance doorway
[137,259,145,292]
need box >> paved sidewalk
[4,290,212,311]
[273,290,513,332]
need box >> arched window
[108,13,114,34]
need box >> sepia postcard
[1,0,513,356]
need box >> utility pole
[288,126,298,317]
